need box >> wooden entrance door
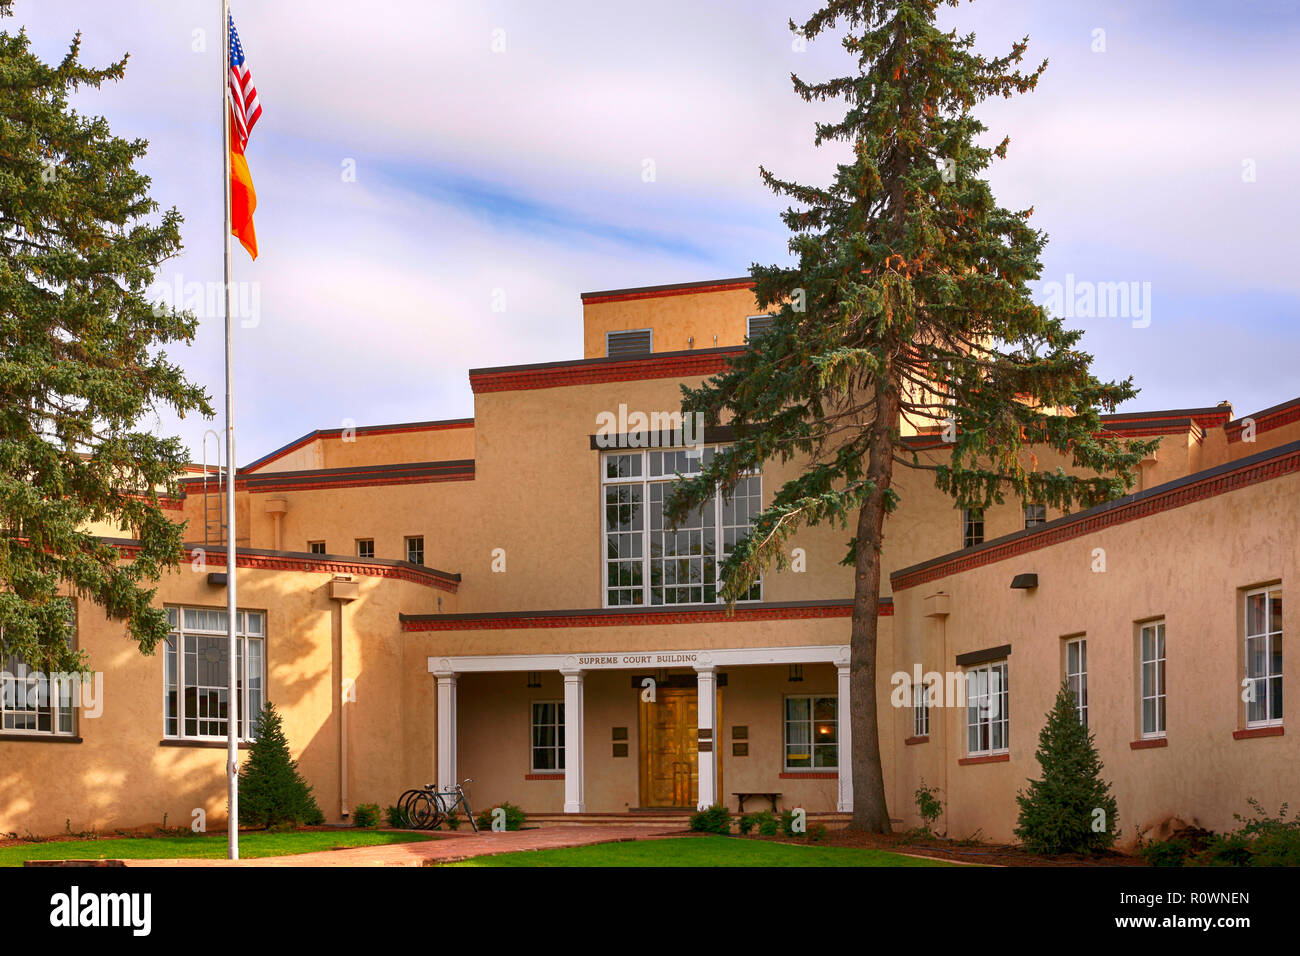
[639,688,698,807]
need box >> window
[1024,503,1047,528]
[1245,586,1282,727]
[1,602,78,736]
[164,607,265,741]
[913,680,930,737]
[356,539,374,560]
[784,695,837,770]
[308,541,326,555]
[1140,621,1166,738]
[405,536,424,565]
[601,447,761,607]
[962,508,984,548]
[965,661,1009,756]
[1065,637,1087,726]
[531,700,565,772]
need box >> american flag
[228,13,262,152]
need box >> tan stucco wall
[890,468,1298,844]
[582,287,761,358]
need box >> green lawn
[447,835,955,867]
[0,830,434,867]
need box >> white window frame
[308,541,326,555]
[0,603,78,737]
[600,446,761,608]
[405,536,424,565]
[913,680,930,737]
[783,694,838,772]
[356,538,374,560]
[965,661,1009,757]
[163,606,266,742]
[1244,585,1282,728]
[962,508,984,548]
[1024,502,1047,528]
[530,699,565,773]
[1065,637,1087,726]
[1140,620,1166,739]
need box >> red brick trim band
[401,600,891,632]
[580,278,754,305]
[1233,726,1284,740]
[470,349,742,394]
[904,735,930,746]
[1227,397,1300,443]
[1130,737,1168,750]
[181,460,475,495]
[891,440,1300,591]
[524,773,565,781]
[778,772,838,779]
[106,540,461,593]
[958,753,1010,766]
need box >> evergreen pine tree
[1015,684,1118,855]
[0,2,211,670]
[238,702,325,829]
[664,0,1156,831]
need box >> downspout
[329,576,359,819]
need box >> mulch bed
[770,829,1145,866]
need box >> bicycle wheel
[423,792,447,831]
[396,790,423,828]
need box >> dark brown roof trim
[955,644,1012,667]
[580,276,753,302]
[180,459,475,493]
[239,418,474,474]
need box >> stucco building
[2,276,1295,845]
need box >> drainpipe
[329,575,359,819]
[265,498,287,551]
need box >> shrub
[1140,837,1192,867]
[753,810,779,836]
[384,805,412,829]
[689,804,732,835]
[238,703,325,828]
[737,813,756,836]
[1014,685,1118,855]
[475,801,527,832]
[1190,800,1300,867]
[353,803,380,828]
[808,823,828,843]
[914,779,944,834]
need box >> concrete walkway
[119,825,687,867]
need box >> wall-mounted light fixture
[1010,573,1038,590]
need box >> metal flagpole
[221,0,240,862]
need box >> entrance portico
[428,644,853,814]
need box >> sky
[11,0,1300,465]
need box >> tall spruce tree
[0,4,211,671]
[1015,685,1118,855]
[239,702,325,828]
[664,0,1156,831]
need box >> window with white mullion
[0,603,78,737]
[164,606,266,741]
[601,446,760,608]
[1140,621,1166,738]
[965,661,1009,756]
[1245,586,1282,727]
[1066,637,1087,726]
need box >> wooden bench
[733,791,781,814]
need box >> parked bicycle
[397,779,477,831]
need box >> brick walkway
[118,825,687,867]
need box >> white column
[435,671,457,790]
[562,668,585,813]
[695,663,717,810]
[837,663,853,812]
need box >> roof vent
[746,315,776,340]
[607,329,653,358]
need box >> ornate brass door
[639,689,698,807]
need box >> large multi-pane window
[164,607,265,741]
[601,447,761,607]
[965,661,1009,756]
[1140,620,1166,738]
[1,604,78,736]
[1244,586,1282,727]
[1065,637,1088,726]
[784,695,837,770]
[531,701,565,772]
